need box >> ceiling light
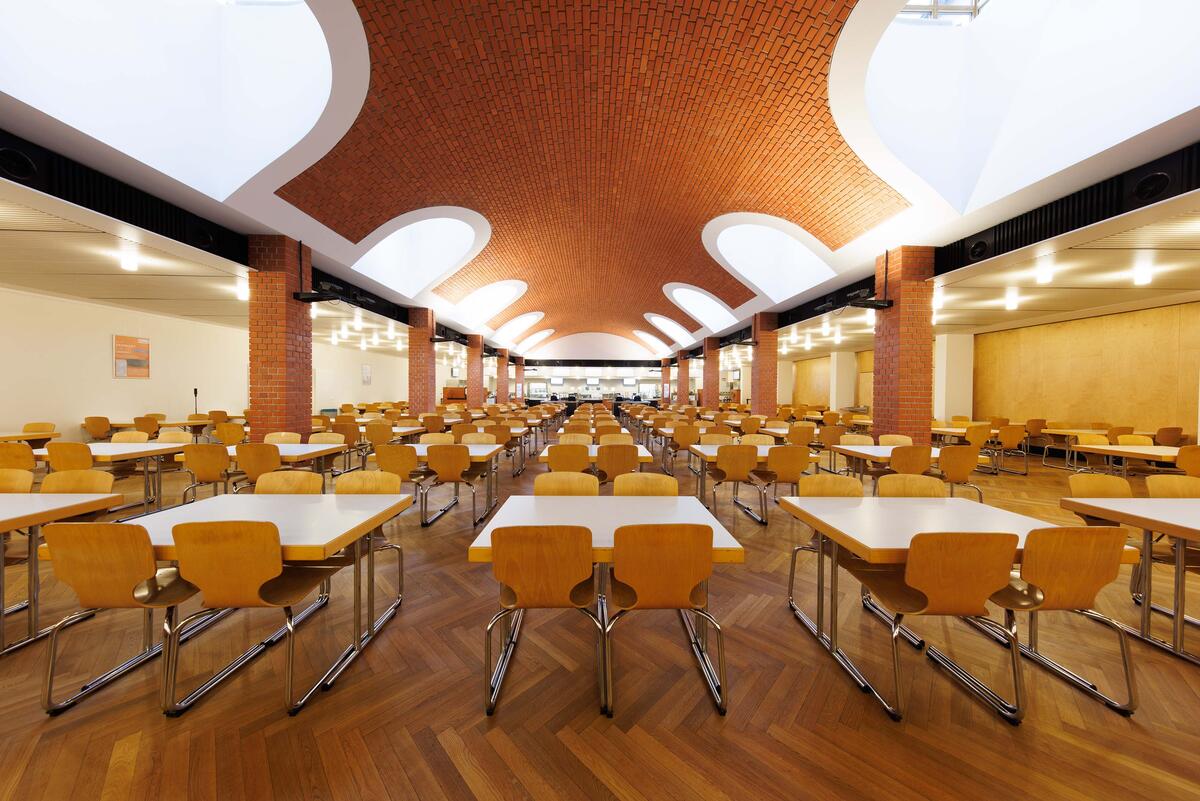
[396,340,404,351]
[119,251,139,272]
[340,322,350,338]
[804,333,812,350]
[387,320,396,339]
[833,325,843,345]
[309,304,319,319]
[1004,287,1020,310]
[360,336,367,351]
[1035,260,1054,284]
[789,328,799,344]
[1133,255,1153,285]
[932,286,945,310]
[820,318,830,336]
[781,344,789,356]
[371,331,380,346]
[235,278,250,301]
[353,309,363,331]
[932,311,940,326]
[864,308,876,326]
[331,332,338,345]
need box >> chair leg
[925,611,1025,724]
[484,608,522,714]
[1015,609,1137,715]
[686,608,728,714]
[283,606,298,714]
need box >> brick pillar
[466,334,485,407]
[702,337,720,407]
[408,308,436,413]
[675,351,690,404]
[873,246,934,445]
[496,349,509,402]
[247,235,312,442]
[751,312,778,416]
[514,358,525,401]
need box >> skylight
[645,314,693,347]
[899,0,990,25]
[493,311,544,345]
[666,285,737,332]
[714,223,836,302]
[632,330,670,357]
[454,280,527,328]
[350,216,478,298]
[517,329,554,353]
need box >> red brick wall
[872,246,934,445]
[675,351,690,404]
[751,312,778,416]
[408,308,436,413]
[247,235,312,442]
[466,334,485,407]
[514,359,524,401]
[702,337,720,406]
[495,349,509,402]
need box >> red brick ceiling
[278,0,907,349]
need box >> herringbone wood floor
[2,450,1199,801]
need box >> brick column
[247,235,312,442]
[873,246,934,444]
[675,351,690,404]
[514,358,525,401]
[751,312,778,416]
[407,308,436,413]
[495,349,509,402]
[702,337,720,407]
[466,334,485,407]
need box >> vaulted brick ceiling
[278,0,907,348]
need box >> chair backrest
[309,432,345,445]
[739,434,774,446]
[877,474,946,497]
[451,423,478,442]
[904,532,1018,616]
[214,422,245,446]
[264,432,301,445]
[157,431,192,444]
[740,417,761,435]
[1176,445,1200,477]
[133,416,159,436]
[1146,475,1200,498]
[1025,418,1047,436]
[599,433,634,446]
[670,424,700,448]
[47,442,93,471]
[83,416,112,439]
[715,444,758,482]
[595,425,622,438]
[818,425,846,449]
[890,445,932,475]
[996,425,1025,449]
[1115,434,1153,446]
[822,411,840,426]
[797,474,863,496]
[988,417,1010,428]
[1067,473,1132,499]
[840,434,874,446]
[788,424,817,447]
[534,472,599,496]
[183,444,231,483]
[0,442,35,470]
[462,433,497,444]
[42,523,171,609]
[235,443,281,482]
[395,417,421,427]
[427,444,471,482]
[763,445,810,483]
[375,444,418,479]
[208,410,230,425]
[0,468,34,493]
[937,445,980,484]
[559,433,593,446]
[111,431,150,443]
[963,424,991,448]
[173,521,283,608]
[700,434,734,446]
[613,473,678,496]
[339,404,356,413]
[1019,527,1125,611]
[1076,433,1109,447]
[492,526,595,609]
[950,415,970,423]
[1154,427,1184,446]
[1091,422,1112,430]
[334,414,358,425]
[420,432,454,444]
[879,434,912,446]
[41,469,115,494]
[363,421,395,447]
[22,422,55,433]
[564,423,590,435]
[336,471,402,494]
[420,415,446,433]
[596,444,639,481]
[611,524,713,610]
[254,470,323,494]
[547,444,591,473]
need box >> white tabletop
[1043,428,1156,437]
[781,496,1139,564]
[538,445,652,462]
[833,445,942,461]
[1070,445,1178,461]
[0,493,124,531]
[226,443,346,461]
[0,431,61,442]
[931,427,997,436]
[469,496,743,563]
[41,493,414,561]
[33,442,185,462]
[357,425,424,437]
[1060,497,1200,541]
[688,444,773,461]
[409,443,504,462]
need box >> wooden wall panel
[974,303,1200,432]
[855,349,874,407]
[791,357,830,407]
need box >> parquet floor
[2,446,1199,800]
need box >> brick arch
[278,0,907,340]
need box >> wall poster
[113,335,150,378]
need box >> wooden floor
[2,448,1199,801]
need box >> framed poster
[362,364,373,385]
[114,335,150,378]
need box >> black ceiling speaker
[0,130,47,189]
[965,227,995,263]
[1122,151,1183,211]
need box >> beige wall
[974,303,1200,431]
[791,357,830,406]
[0,286,249,441]
[312,341,407,413]
[855,350,874,407]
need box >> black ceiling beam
[776,275,877,329]
[523,359,661,368]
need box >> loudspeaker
[0,129,47,190]
[964,226,995,264]
[1122,151,1184,211]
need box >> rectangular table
[688,444,773,506]
[34,442,187,513]
[0,431,61,448]
[781,496,1138,718]
[1070,444,1179,474]
[0,493,123,655]
[832,444,942,481]
[1060,497,1199,666]
[537,444,653,464]
[409,443,504,524]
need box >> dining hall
[0,1,1198,799]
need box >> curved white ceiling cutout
[664,284,737,333]
[454,280,527,328]
[632,330,671,357]
[0,0,331,201]
[702,214,837,303]
[527,332,655,360]
[348,208,490,298]
[493,312,544,346]
[515,329,555,354]
[644,314,693,349]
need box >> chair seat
[836,553,927,614]
[134,566,201,608]
[1130,537,1200,566]
[258,565,343,607]
[989,575,1044,612]
[3,535,29,565]
[749,468,776,485]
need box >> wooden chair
[232,443,281,493]
[0,442,35,470]
[547,444,590,473]
[564,423,591,435]
[599,433,634,446]
[157,431,192,444]
[419,432,454,444]
[990,527,1136,714]
[534,472,599,496]
[485,525,602,713]
[264,432,301,445]
[1175,445,1200,477]
[878,434,912,446]
[133,416,159,439]
[595,444,639,484]
[451,423,478,442]
[787,474,863,604]
[0,468,33,493]
[420,444,485,526]
[111,431,150,443]
[664,424,700,475]
[559,433,593,446]
[838,532,1022,721]
[603,524,724,715]
[420,415,446,434]
[817,425,846,472]
[213,423,245,446]
[1154,427,1184,446]
[83,417,113,442]
[750,445,812,506]
[938,445,983,500]
[46,442,93,472]
[700,433,734,446]
[164,521,343,714]
[613,473,677,496]
[208,410,230,425]
[708,444,765,523]
[40,522,200,713]
[462,433,497,445]
[182,444,232,502]
[334,414,358,426]
[739,434,774,446]
[1073,433,1111,473]
[41,469,114,495]
[740,417,761,435]
[309,432,344,445]
[595,425,622,438]
[822,411,840,426]
[1146,475,1200,498]
[255,471,324,494]
[22,422,55,434]
[876,474,946,498]
[374,444,428,493]
[840,434,873,446]
[787,423,816,447]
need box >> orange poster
[113,335,150,379]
